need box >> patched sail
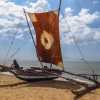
[28,11,63,68]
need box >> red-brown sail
[28,11,63,68]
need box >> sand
[0,74,100,100]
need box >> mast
[23,8,44,68]
[58,0,62,16]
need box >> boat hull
[0,65,62,82]
[11,67,62,82]
[15,74,58,82]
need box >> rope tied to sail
[3,31,18,65]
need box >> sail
[28,11,63,68]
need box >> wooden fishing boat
[0,0,64,81]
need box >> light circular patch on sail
[41,30,54,50]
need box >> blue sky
[0,0,100,64]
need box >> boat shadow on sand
[0,79,78,89]
[0,78,100,100]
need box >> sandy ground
[0,74,100,100]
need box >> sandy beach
[0,74,100,100]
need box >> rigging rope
[9,38,34,62]
[3,24,33,65]
[3,31,18,65]
[10,47,21,59]
[72,36,92,69]
[71,35,94,72]
[63,18,93,72]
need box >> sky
[0,0,100,64]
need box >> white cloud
[78,9,98,24]
[60,8,100,44]
[0,0,100,45]
[0,0,49,39]
[64,7,73,16]
[0,0,25,39]
[26,0,50,12]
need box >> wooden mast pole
[23,8,44,68]
[58,0,62,16]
